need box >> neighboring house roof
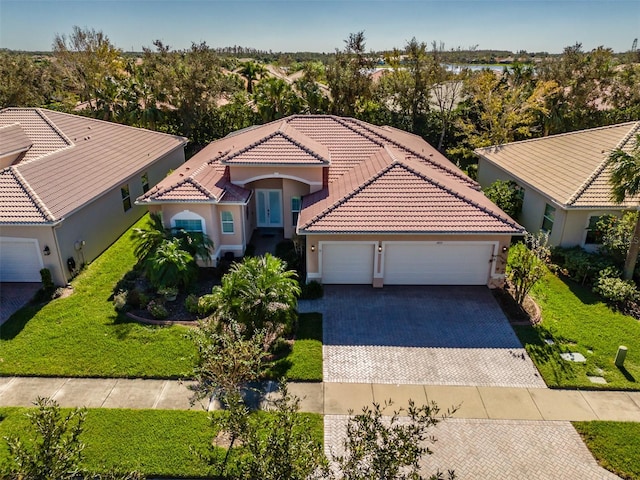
[476,122,640,209]
[139,115,522,235]
[299,146,522,234]
[0,108,187,225]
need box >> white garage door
[0,237,43,282]
[321,243,375,284]
[384,242,493,285]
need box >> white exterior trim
[170,209,206,233]
[236,173,322,187]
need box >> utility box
[615,346,628,367]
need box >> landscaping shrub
[112,290,128,312]
[126,289,149,309]
[551,246,618,285]
[300,281,323,300]
[147,300,168,320]
[593,269,639,305]
[483,179,523,219]
[507,242,546,305]
[184,294,201,315]
[144,238,197,290]
[40,268,55,292]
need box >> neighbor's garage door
[0,237,43,282]
[321,243,375,284]
[384,242,493,285]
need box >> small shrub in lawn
[147,300,169,320]
[184,294,201,315]
[269,337,292,357]
[113,290,128,311]
[300,281,323,300]
[593,270,639,305]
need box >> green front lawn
[269,313,323,381]
[574,421,640,479]
[0,407,323,477]
[0,217,323,381]
[514,272,640,390]
[0,217,196,378]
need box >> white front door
[256,189,283,227]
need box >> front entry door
[256,189,283,227]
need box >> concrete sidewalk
[0,376,639,422]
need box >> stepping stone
[560,352,586,363]
[544,339,555,345]
[588,376,607,384]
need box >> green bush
[300,281,323,300]
[126,289,149,309]
[144,238,197,290]
[483,179,523,219]
[112,290,128,312]
[184,294,201,315]
[147,300,169,320]
[551,246,618,285]
[593,270,639,305]
[40,268,55,291]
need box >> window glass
[221,211,234,234]
[291,197,301,226]
[121,184,131,212]
[174,219,203,232]
[141,173,150,193]
[541,204,555,233]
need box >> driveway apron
[306,285,546,387]
[0,282,40,326]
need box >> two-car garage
[320,241,496,286]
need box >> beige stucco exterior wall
[230,165,323,192]
[1,225,61,284]
[303,233,512,288]
[4,147,185,286]
[160,203,247,263]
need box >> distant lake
[443,64,512,73]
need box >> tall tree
[326,31,374,116]
[607,135,640,279]
[254,77,301,121]
[52,26,125,110]
[238,61,267,94]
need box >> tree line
[1,27,638,164]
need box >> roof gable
[299,147,522,234]
[476,122,640,208]
[0,123,33,159]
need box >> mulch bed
[492,286,541,325]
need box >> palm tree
[131,212,169,262]
[238,61,267,94]
[144,238,197,290]
[607,134,640,279]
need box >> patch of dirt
[492,287,541,325]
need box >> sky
[0,0,638,54]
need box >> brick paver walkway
[0,282,40,325]
[324,416,620,479]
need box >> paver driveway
[0,283,40,326]
[300,285,545,387]
[324,416,619,479]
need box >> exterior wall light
[502,245,508,253]
[311,245,315,252]
[43,245,51,256]
[378,245,383,253]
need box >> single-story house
[137,115,523,288]
[476,121,640,249]
[0,108,187,285]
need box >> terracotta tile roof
[220,123,330,165]
[0,123,33,157]
[0,168,53,223]
[476,122,640,208]
[0,108,187,224]
[141,115,520,234]
[298,146,523,234]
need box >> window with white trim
[291,197,301,226]
[541,204,555,233]
[221,211,234,234]
[174,219,203,232]
[170,210,206,234]
[121,184,131,212]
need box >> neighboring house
[0,108,187,285]
[476,121,640,249]
[137,115,522,288]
